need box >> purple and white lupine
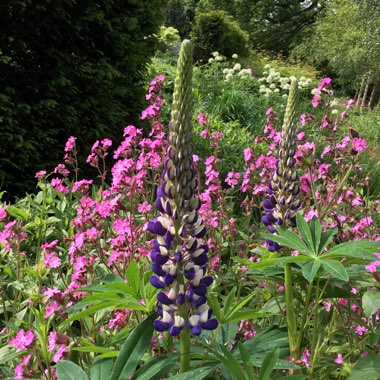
[262,79,301,252]
[148,40,218,337]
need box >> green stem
[180,325,191,372]
[296,282,313,352]
[284,263,298,360]
[308,280,320,380]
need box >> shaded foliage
[0,0,166,198]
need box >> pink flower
[355,324,368,336]
[352,137,367,153]
[200,130,208,138]
[53,345,69,362]
[323,300,332,312]
[192,154,199,163]
[335,354,343,364]
[48,332,57,352]
[137,201,152,214]
[14,354,31,380]
[9,329,35,351]
[35,170,47,179]
[346,99,355,109]
[302,348,310,368]
[64,136,77,152]
[225,171,241,186]
[243,148,252,162]
[72,179,93,193]
[43,252,61,269]
[305,209,318,222]
[198,113,207,126]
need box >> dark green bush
[191,10,249,62]
[0,0,166,198]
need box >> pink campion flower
[243,148,252,162]
[48,332,57,352]
[101,138,112,148]
[335,136,351,150]
[43,252,61,269]
[317,77,332,91]
[54,164,69,177]
[64,136,77,152]
[305,209,318,222]
[192,154,199,163]
[346,99,355,109]
[335,354,343,365]
[297,131,305,141]
[198,112,207,126]
[318,163,331,179]
[278,284,285,292]
[299,113,315,126]
[50,178,69,194]
[352,137,367,153]
[72,179,93,193]
[137,201,152,214]
[9,329,35,351]
[302,348,310,368]
[321,145,331,158]
[0,205,7,219]
[323,300,332,312]
[352,197,363,207]
[53,345,69,363]
[14,354,32,380]
[311,95,321,108]
[225,171,241,186]
[355,324,368,336]
[351,287,358,295]
[45,301,60,318]
[35,170,47,180]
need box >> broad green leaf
[90,358,114,380]
[217,322,239,348]
[239,343,255,380]
[6,206,28,221]
[322,260,349,281]
[110,315,154,380]
[259,348,279,380]
[127,260,140,296]
[318,227,338,255]
[322,240,380,261]
[347,355,380,380]
[56,361,88,380]
[301,259,322,283]
[263,229,310,255]
[244,327,289,355]
[223,287,237,315]
[0,346,22,366]
[132,354,179,380]
[362,290,380,317]
[310,217,322,253]
[166,366,217,380]
[295,213,314,253]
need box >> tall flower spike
[262,79,301,252]
[149,40,218,337]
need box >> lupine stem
[284,262,298,359]
[180,324,191,372]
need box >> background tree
[0,0,166,198]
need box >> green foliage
[0,0,166,198]
[191,10,249,62]
[157,26,181,53]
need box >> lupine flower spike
[262,79,301,251]
[148,40,218,337]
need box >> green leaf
[65,301,117,324]
[301,259,322,283]
[347,355,380,380]
[224,293,255,321]
[71,346,112,354]
[212,344,247,380]
[318,227,338,255]
[6,206,28,221]
[362,290,380,317]
[322,260,349,281]
[295,213,314,253]
[90,358,114,380]
[110,315,154,380]
[206,293,223,322]
[56,361,89,380]
[165,366,217,380]
[239,343,255,380]
[0,345,22,366]
[223,287,237,316]
[310,217,322,253]
[126,260,140,296]
[132,354,179,380]
[263,229,310,255]
[322,240,380,261]
[259,348,279,380]
[224,310,273,323]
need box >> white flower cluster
[209,52,252,81]
[208,51,226,63]
[258,64,313,98]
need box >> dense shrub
[0,0,166,198]
[191,10,249,62]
